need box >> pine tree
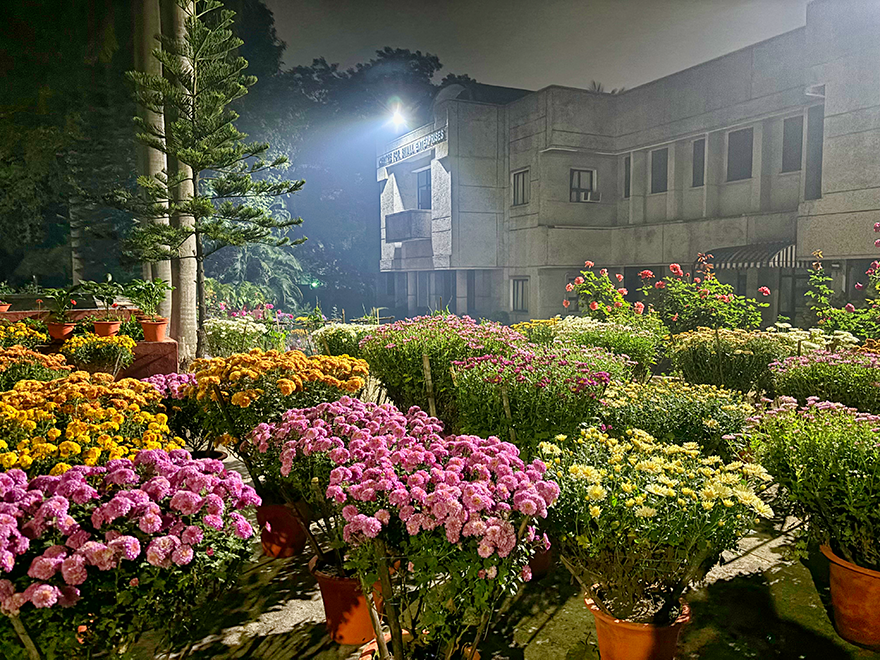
[115,0,305,357]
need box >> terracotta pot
[47,322,76,341]
[309,555,376,645]
[821,545,880,650]
[93,320,121,337]
[585,597,691,660]
[0,304,10,313]
[529,545,554,581]
[141,318,168,342]
[255,503,309,558]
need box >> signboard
[378,127,447,168]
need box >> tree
[117,0,306,357]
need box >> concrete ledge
[120,339,178,380]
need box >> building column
[456,270,468,316]
[630,151,647,224]
[751,121,765,213]
[668,141,686,220]
[705,131,724,217]
[407,271,417,314]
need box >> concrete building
[377,0,880,324]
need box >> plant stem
[375,539,405,660]
[10,614,42,660]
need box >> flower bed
[312,322,375,359]
[0,372,181,475]
[0,322,47,350]
[771,351,880,413]
[204,316,271,357]
[670,327,789,394]
[599,379,752,459]
[556,315,665,375]
[360,315,527,429]
[542,427,772,624]
[0,449,259,657]
[454,345,629,457]
[60,333,136,374]
[0,347,71,392]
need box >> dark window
[417,272,429,309]
[512,278,528,312]
[727,128,753,181]
[570,169,595,202]
[417,169,431,209]
[513,170,529,206]
[692,138,705,187]
[782,116,804,173]
[623,156,631,199]
[805,105,824,200]
[651,148,668,194]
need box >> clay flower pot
[255,503,309,558]
[528,545,554,581]
[821,545,880,650]
[585,597,691,660]
[309,555,376,645]
[46,322,77,342]
[140,318,168,342]
[0,304,10,313]
[93,320,121,337]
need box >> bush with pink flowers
[141,373,211,452]
[251,396,559,659]
[360,314,528,429]
[0,449,259,658]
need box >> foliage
[312,322,377,359]
[0,323,47,350]
[116,0,306,357]
[41,286,80,324]
[638,258,767,333]
[454,345,630,458]
[118,316,144,342]
[265,397,558,660]
[599,380,752,459]
[748,398,880,571]
[0,347,71,393]
[360,315,528,429]
[0,450,259,658]
[771,351,880,413]
[0,372,183,475]
[670,328,790,394]
[206,278,273,315]
[805,257,880,339]
[188,349,368,499]
[60,334,136,375]
[567,262,629,320]
[141,373,209,453]
[79,275,124,321]
[0,283,13,303]
[542,427,772,624]
[125,279,173,321]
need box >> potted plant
[0,282,13,313]
[81,275,125,336]
[255,396,560,658]
[125,279,173,342]
[541,427,773,660]
[0,450,260,658]
[42,285,81,341]
[748,398,880,650]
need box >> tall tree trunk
[161,0,197,364]
[134,0,172,317]
[195,229,207,357]
[69,196,86,284]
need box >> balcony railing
[385,210,431,242]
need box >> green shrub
[771,351,880,413]
[360,314,527,429]
[454,345,631,457]
[599,379,752,459]
[670,327,789,394]
[312,322,375,359]
[556,315,665,376]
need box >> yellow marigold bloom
[58,441,82,458]
[0,453,19,469]
[49,462,72,476]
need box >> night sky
[265,0,810,91]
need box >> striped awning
[703,242,797,270]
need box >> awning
[703,242,797,270]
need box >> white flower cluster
[556,315,653,339]
[205,317,269,356]
[764,323,859,353]
[312,323,374,343]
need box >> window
[651,148,668,194]
[727,128,753,181]
[805,105,824,200]
[511,278,528,312]
[782,116,804,173]
[570,169,595,202]
[692,138,706,187]
[623,156,631,199]
[512,169,530,206]
[416,169,432,209]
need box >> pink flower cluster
[361,315,526,355]
[142,372,197,400]
[252,397,559,557]
[0,450,259,615]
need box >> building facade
[377,0,880,324]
